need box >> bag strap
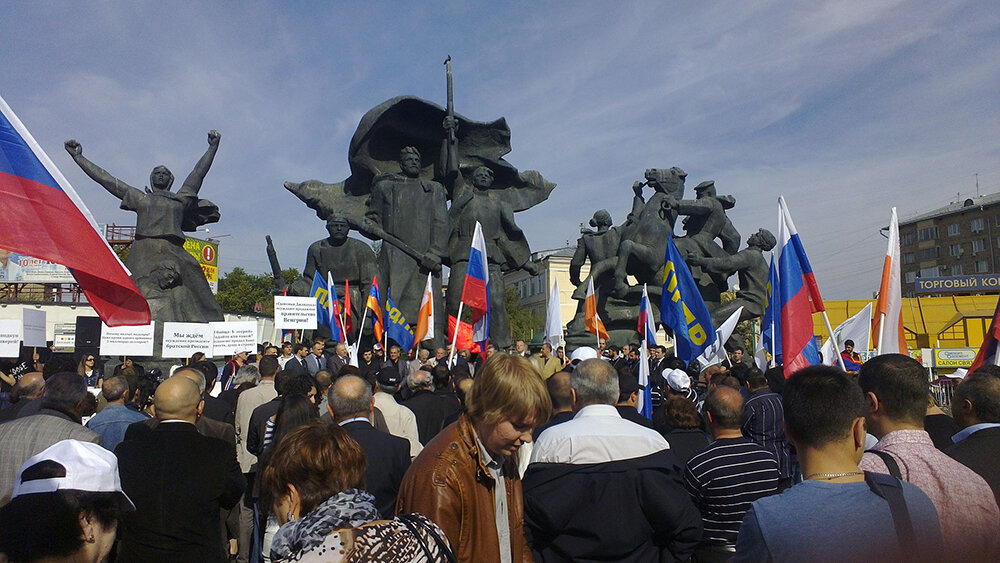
[866,449,902,479]
[397,513,458,563]
[865,471,917,561]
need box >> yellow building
[815,295,998,370]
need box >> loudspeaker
[75,316,102,348]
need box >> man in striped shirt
[741,368,795,489]
[684,386,779,561]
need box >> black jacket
[402,390,451,445]
[340,420,411,518]
[115,422,245,563]
[947,426,1000,508]
[523,449,702,562]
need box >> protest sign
[100,323,155,357]
[0,319,20,357]
[274,296,318,329]
[211,321,258,356]
[22,309,46,347]
[161,322,214,359]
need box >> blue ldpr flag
[310,271,335,333]
[660,233,716,363]
[384,292,415,353]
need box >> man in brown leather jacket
[397,354,551,563]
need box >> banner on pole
[22,309,46,347]
[211,321,258,356]
[100,323,155,357]
[274,296,318,329]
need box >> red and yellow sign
[184,237,219,294]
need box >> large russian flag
[776,197,823,374]
[0,95,149,326]
[969,298,1000,373]
[460,222,490,345]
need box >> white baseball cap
[569,346,599,363]
[665,369,692,392]
[12,440,134,510]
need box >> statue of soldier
[64,132,224,323]
[686,228,776,326]
[442,117,537,349]
[297,215,378,342]
[570,210,621,300]
[363,146,449,347]
[669,180,742,302]
[611,167,687,296]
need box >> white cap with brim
[666,369,692,392]
[569,346,599,363]
[12,439,135,511]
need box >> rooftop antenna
[975,172,980,197]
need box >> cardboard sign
[21,309,46,347]
[161,322,214,359]
[274,296,318,329]
[0,319,20,358]
[100,323,155,357]
[211,321,258,356]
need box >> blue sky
[2,1,998,298]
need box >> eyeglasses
[86,358,95,362]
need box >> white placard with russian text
[274,296,317,329]
[22,309,46,348]
[100,323,155,357]
[0,319,20,357]
[211,321,258,356]
[161,322,214,359]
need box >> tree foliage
[505,286,542,343]
[217,267,300,315]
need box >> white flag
[697,307,744,367]
[821,303,872,366]
[544,279,564,349]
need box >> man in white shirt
[524,358,702,562]
[372,366,422,459]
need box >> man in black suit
[327,374,410,518]
[401,369,450,445]
[947,369,1000,507]
[284,343,310,376]
[193,361,236,424]
[115,376,245,562]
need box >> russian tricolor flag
[776,197,824,374]
[969,298,1000,373]
[636,284,656,419]
[460,222,490,346]
[0,95,149,326]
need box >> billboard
[183,237,219,294]
[933,347,977,368]
[1,224,106,284]
[915,275,1000,294]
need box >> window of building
[971,218,985,233]
[948,223,961,236]
[917,226,938,241]
[919,266,942,278]
[904,271,916,283]
[949,243,963,258]
[995,215,1000,227]
[902,232,915,246]
[939,322,966,342]
[972,239,986,255]
[977,261,990,273]
[918,247,939,260]
[952,264,964,275]
[903,252,915,265]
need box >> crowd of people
[1,338,999,562]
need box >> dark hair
[712,374,741,390]
[432,363,451,389]
[135,373,159,411]
[857,354,927,425]
[844,339,855,347]
[101,376,129,402]
[261,422,366,516]
[338,364,361,378]
[662,395,702,429]
[41,373,88,418]
[0,460,121,561]
[258,355,279,378]
[293,343,308,355]
[971,364,1000,379]
[956,372,1000,423]
[764,365,785,393]
[746,368,768,391]
[272,393,320,448]
[449,363,471,382]
[783,365,864,447]
[189,351,207,364]
[283,373,316,397]
[193,361,218,391]
[274,369,295,395]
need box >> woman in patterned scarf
[261,421,454,562]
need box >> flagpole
[355,309,368,352]
[821,310,847,370]
[876,311,886,356]
[449,302,464,368]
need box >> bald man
[0,372,46,422]
[125,368,236,446]
[115,376,245,562]
[328,375,410,518]
[682,386,779,556]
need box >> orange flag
[584,276,609,341]
[413,273,435,349]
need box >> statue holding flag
[64,131,224,323]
